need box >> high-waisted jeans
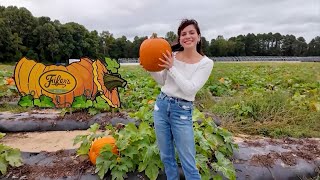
[153,92,201,180]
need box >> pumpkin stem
[151,33,157,38]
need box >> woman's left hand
[159,50,173,70]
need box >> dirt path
[0,130,96,152]
[0,131,255,152]
[1,131,319,180]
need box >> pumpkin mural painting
[14,57,127,108]
[139,33,172,72]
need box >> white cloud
[0,0,319,42]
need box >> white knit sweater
[149,54,214,101]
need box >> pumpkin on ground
[6,77,15,85]
[88,136,118,165]
[139,33,172,72]
[14,57,123,108]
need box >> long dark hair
[171,19,204,55]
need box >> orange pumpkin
[139,33,172,72]
[14,57,121,108]
[6,77,15,85]
[88,136,118,165]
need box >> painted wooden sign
[13,57,127,108]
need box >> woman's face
[179,24,200,49]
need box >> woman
[149,19,214,179]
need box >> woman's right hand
[158,50,173,70]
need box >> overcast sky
[1,0,319,42]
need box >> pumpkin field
[0,61,320,179]
[118,62,320,138]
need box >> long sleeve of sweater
[167,59,213,96]
[147,56,214,102]
[149,70,168,86]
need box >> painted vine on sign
[13,57,127,110]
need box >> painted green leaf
[88,108,100,116]
[72,95,93,108]
[18,94,33,107]
[93,96,110,111]
[34,95,55,108]
[39,95,55,107]
[33,99,41,107]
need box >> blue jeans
[153,92,201,180]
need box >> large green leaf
[96,156,112,179]
[195,154,211,176]
[5,149,22,167]
[76,141,91,155]
[211,151,236,180]
[121,147,138,159]
[105,57,120,74]
[138,122,150,133]
[0,144,22,176]
[145,163,159,180]
[0,133,5,139]
[111,170,125,180]
[73,135,88,146]
[89,123,100,133]
[0,155,8,175]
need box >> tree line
[0,6,319,64]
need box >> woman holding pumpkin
[149,19,214,179]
